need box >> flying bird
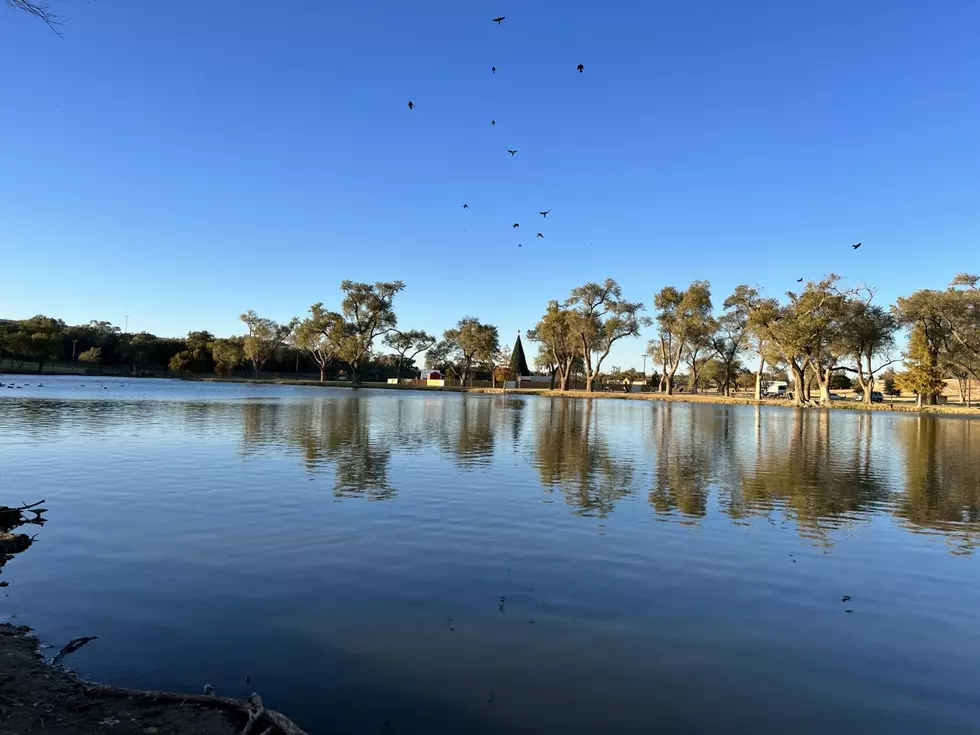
[796,278,803,283]
[492,16,505,25]
[539,210,550,217]
[507,149,517,156]
[462,204,469,209]
[577,64,584,73]
[513,223,520,228]
[491,120,496,126]
[407,101,414,110]
[518,243,522,248]
[492,66,496,74]
[536,232,544,238]
[852,242,862,249]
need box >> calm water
[2,376,980,734]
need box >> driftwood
[82,684,309,735]
[52,636,98,666]
[0,499,46,530]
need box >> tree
[492,345,514,387]
[295,304,344,382]
[893,289,952,406]
[881,367,899,396]
[335,280,405,384]
[829,373,853,390]
[510,335,530,377]
[839,301,897,403]
[185,331,215,373]
[749,276,855,406]
[168,351,194,375]
[240,311,297,379]
[425,339,460,382]
[440,318,499,386]
[210,338,244,376]
[713,285,758,397]
[527,301,580,391]
[77,347,102,365]
[14,315,65,373]
[654,281,713,395]
[383,329,436,380]
[895,326,947,408]
[566,278,649,392]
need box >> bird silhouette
[539,210,550,217]
[492,16,505,25]
[513,223,520,228]
[577,64,584,73]
[852,242,862,249]
[536,232,544,238]
[491,120,496,126]
[507,149,517,155]
[796,278,803,283]
[407,101,414,110]
[462,204,469,209]
[492,65,496,74]
[518,243,522,248]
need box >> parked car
[871,391,884,403]
[829,393,844,401]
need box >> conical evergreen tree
[510,333,530,377]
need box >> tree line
[2,273,978,406]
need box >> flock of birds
[406,15,578,249]
[406,16,866,260]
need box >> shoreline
[188,376,980,416]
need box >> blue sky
[1,0,977,369]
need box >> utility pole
[124,315,129,334]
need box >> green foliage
[336,280,405,382]
[654,280,713,394]
[510,336,530,377]
[829,373,853,390]
[566,278,649,391]
[210,338,244,376]
[240,310,297,378]
[895,326,946,401]
[77,347,102,364]
[168,350,195,374]
[527,301,580,390]
[439,317,499,385]
[383,328,435,379]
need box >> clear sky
[1,0,977,369]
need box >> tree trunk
[789,362,807,406]
[558,370,569,391]
[916,393,924,409]
[319,367,325,382]
[754,356,764,401]
[664,372,674,395]
[585,372,594,392]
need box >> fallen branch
[82,684,309,735]
[52,636,98,666]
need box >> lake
[2,376,979,734]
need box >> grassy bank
[191,376,980,416]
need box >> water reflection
[896,416,980,554]
[2,389,980,553]
[533,400,635,517]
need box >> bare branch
[6,0,64,36]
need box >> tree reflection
[434,396,496,468]
[895,416,980,554]
[243,398,394,500]
[731,410,891,543]
[647,404,719,520]
[533,399,635,517]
